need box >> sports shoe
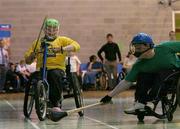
[124,102,145,114]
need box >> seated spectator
[15,60,30,89]
[26,59,37,74]
[83,55,103,90]
[5,63,20,92]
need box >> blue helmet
[131,33,154,47]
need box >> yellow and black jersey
[25,36,80,71]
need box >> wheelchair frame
[125,70,180,122]
[95,64,125,90]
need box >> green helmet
[45,18,60,28]
[44,18,60,40]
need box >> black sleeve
[115,44,121,61]
[97,45,105,61]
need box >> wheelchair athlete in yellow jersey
[24,18,80,120]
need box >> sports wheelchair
[125,69,180,122]
[23,41,84,121]
[95,63,125,90]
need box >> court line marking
[27,119,41,129]
[4,99,16,111]
[4,99,41,129]
[20,114,41,129]
[84,116,119,129]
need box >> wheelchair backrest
[80,63,88,72]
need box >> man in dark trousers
[0,39,9,92]
[97,33,121,90]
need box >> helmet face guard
[129,33,154,57]
[129,43,152,57]
[44,19,60,40]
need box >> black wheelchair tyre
[177,78,180,107]
[137,113,144,122]
[161,73,179,121]
[23,83,34,118]
[167,111,173,121]
[100,72,108,90]
[71,74,84,116]
[34,80,47,121]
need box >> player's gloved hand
[100,95,112,104]
[51,46,63,53]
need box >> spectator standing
[0,39,9,92]
[97,33,121,89]
[66,52,81,75]
[65,52,82,90]
[169,30,176,41]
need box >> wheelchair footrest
[124,106,166,119]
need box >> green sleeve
[125,63,139,82]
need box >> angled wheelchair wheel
[71,74,84,117]
[161,89,177,121]
[35,80,47,121]
[161,72,180,121]
[177,78,180,107]
[167,110,173,121]
[137,113,144,122]
[23,82,35,118]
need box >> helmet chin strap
[44,35,57,41]
[134,47,152,57]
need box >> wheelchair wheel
[99,72,108,90]
[167,111,173,121]
[137,113,144,122]
[161,72,179,121]
[71,74,84,116]
[176,78,180,107]
[35,80,47,121]
[23,82,35,118]
[162,100,174,121]
[162,91,177,121]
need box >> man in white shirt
[0,39,9,92]
[26,59,37,73]
[66,52,81,74]
[65,52,82,90]
[15,60,31,91]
